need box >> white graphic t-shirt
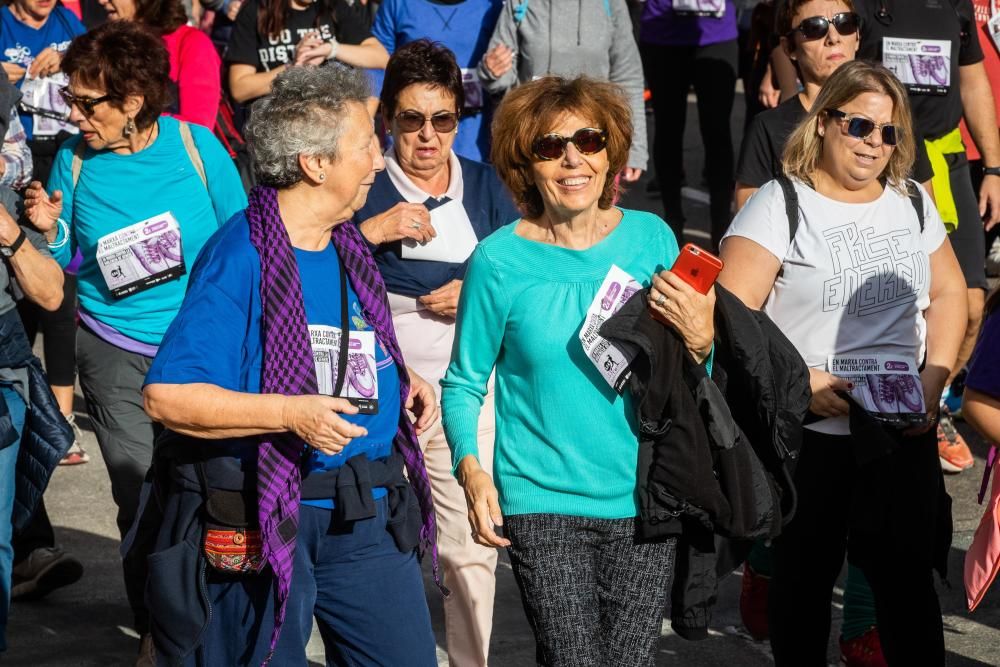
[723,178,947,433]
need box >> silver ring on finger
[411,221,422,230]
[655,293,666,307]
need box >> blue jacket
[353,155,520,298]
[0,309,74,531]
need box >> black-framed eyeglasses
[788,12,860,41]
[825,109,899,146]
[59,87,114,117]
[531,128,608,161]
[394,110,459,133]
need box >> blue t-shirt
[0,6,85,139]
[145,212,401,508]
[372,0,504,162]
[47,116,248,346]
[967,309,1000,400]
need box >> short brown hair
[380,39,464,121]
[782,60,916,192]
[490,76,631,219]
[62,21,171,131]
[132,0,188,34]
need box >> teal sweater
[441,208,680,519]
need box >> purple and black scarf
[245,185,441,661]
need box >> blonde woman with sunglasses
[719,60,966,666]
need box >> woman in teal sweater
[441,76,716,665]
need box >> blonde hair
[782,60,916,193]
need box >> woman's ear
[816,113,826,138]
[298,153,332,185]
[121,94,144,119]
[780,35,796,60]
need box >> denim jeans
[0,382,26,653]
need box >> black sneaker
[11,546,83,601]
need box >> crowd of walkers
[0,1,999,666]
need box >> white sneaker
[59,413,90,465]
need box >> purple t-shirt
[967,310,1000,399]
[640,0,738,46]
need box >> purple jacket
[640,0,738,46]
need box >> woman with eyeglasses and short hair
[21,21,246,664]
[719,60,966,666]
[353,39,519,667]
[441,74,715,665]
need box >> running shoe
[938,408,975,473]
[59,412,89,465]
[11,547,83,601]
[739,564,770,641]
[839,627,888,667]
[346,353,376,398]
[866,374,899,413]
[890,374,925,414]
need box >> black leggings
[769,427,946,666]
[641,39,738,247]
[16,272,77,386]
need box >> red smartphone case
[669,244,724,294]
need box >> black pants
[16,272,77,387]
[769,428,946,666]
[641,39,738,247]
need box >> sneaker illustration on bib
[909,55,948,86]
[346,353,376,398]
[889,374,924,413]
[156,230,183,264]
[131,238,169,275]
[866,375,899,413]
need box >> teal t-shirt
[48,116,247,345]
[441,208,681,519]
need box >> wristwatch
[0,228,26,257]
[983,166,1000,177]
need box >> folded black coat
[600,283,811,639]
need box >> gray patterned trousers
[505,513,676,667]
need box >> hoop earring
[124,116,137,137]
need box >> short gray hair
[245,65,371,188]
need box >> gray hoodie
[478,0,647,171]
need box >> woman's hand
[808,368,851,418]
[406,369,439,436]
[621,167,643,183]
[28,48,62,78]
[281,394,366,456]
[225,0,243,20]
[294,32,327,67]
[903,365,949,436]
[457,455,510,548]
[24,181,62,240]
[419,279,461,319]
[359,202,435,245]
[648,270,715,363]
[2,62,25,85]
[482,44,514,79]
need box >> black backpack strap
[905,179,925,233]
[775,175,799,242]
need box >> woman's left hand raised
[406,369,439,435]
[419,279,462,319]
[648,269,716,364]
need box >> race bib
[310,325,379,414]
[461,68,484,111]
[673,0,726,17]
[988,12,1000,57]
[882,37,951,95]
[580,265,642,393]
[20,72,76,137]
[828,354,927,428]
[96,212,185,299]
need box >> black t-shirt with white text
[226,0,372,72]
[855,0,983,140]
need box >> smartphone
[669,244,724,294]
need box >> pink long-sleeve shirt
[162,25,221,130]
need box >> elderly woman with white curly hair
[141,64,440,666]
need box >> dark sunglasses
[394,110,459,133]
[788,12,860,41]
[825,109,899,146]
[59,87,114,117]
[531,128,608,161]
